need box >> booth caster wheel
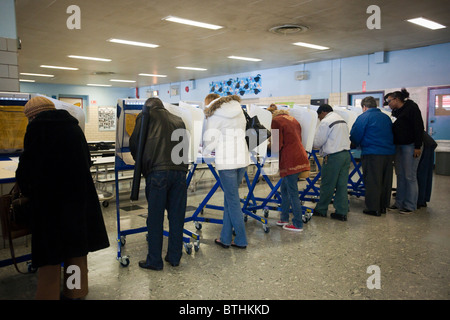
[119,256,130,267]
[302,210,313,223]
[120,236,126,246]
[194,241,200,252]
[263,208,269,218]
[27,262,37,273]
[263,224,270,233]
[102,201,109,207]
[184,243,193,255]
[194,222,202,230]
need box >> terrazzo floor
[0,172,449,301]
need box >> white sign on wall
[98,106,116,131]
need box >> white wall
[19,42,450,136]
[139,42,450,109]
[19,82,134,141]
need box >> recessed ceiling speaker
[269,24,309,35]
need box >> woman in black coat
[15,96,109,299]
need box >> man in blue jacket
[350,96,396,216]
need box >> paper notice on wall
[98,106,116,131]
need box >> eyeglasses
[386,98,396,104]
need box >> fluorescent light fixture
[20,72,54,77]
[19,79,35,82]
[68,55,112,62]
[163,16,223,30]
[406,17,446,30]
[110,79,136,83]
[176,66,207,71]
[139,73,167,77]
[228,55,262,62]
[108,38,159,48]
[87,84,112,87]
[40,65,79,70]
[292,42,329,50]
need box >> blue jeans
[218,167,248,247]
[394,144,420,211]
[280,173,303,228]
[145,170,187,268]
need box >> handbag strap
[242,108,251,120]
[6,188,29,274]
[7,227,28,274]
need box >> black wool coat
[16,110,110,268]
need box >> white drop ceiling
[14,0,450,87]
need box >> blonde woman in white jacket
[203,94,249,248]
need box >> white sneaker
[282,224,303,232]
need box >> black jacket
[129,104,189,177]
[422,131,437,149]
[16,110,109,268]
[391,100,424,149]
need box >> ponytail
[385,88,410,103]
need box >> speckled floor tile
[1,173,449,300]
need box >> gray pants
[361,154,395,212]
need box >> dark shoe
[164,256,179,267]
[214,238,229,248]
[231,242,247,249]
[417,203,427,208]
[363,209,381,217]
[138,260,163,271]
[380,208,386,214]
[330,212,347,221]
[313,209,327,217]
[399,208,413,215]
[388,205,399,210]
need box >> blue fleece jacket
[350,108,395,155]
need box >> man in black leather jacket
[130,98,189,270]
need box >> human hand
[413,149,421,158]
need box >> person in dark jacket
[417,131,437,208]
[15,96,110,300]
[350,96,395,216]
[129,98,189,270]
[385,88,424,214]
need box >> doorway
[428,86,450,140]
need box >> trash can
[435,140,450,176]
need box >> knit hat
[24,96,56,119]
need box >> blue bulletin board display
[209,74,262,96]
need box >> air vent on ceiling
[92,71,116,75]
[269,24,309,35]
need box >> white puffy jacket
[203,95,249,170]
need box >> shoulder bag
[242,108,271,149]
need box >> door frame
[427,85,450,134]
